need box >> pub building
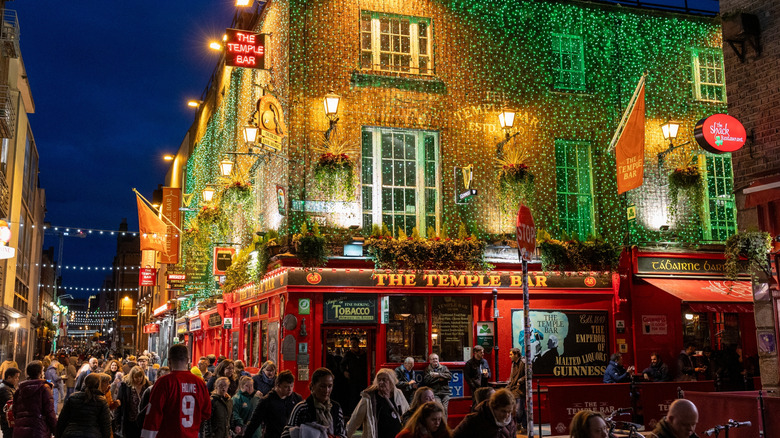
[149,0,758,428]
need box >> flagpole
[132,188,183,233]
[608,73,647,153]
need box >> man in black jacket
[0,367,20,437]
[242,370,303,438]
[464,345,491,395]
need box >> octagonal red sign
[694,114,746,154]
[516,204,536,262]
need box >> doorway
[322,327,375,414]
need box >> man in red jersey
[141,344,211,438]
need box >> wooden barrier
[543,381,717,435]
[684,391,762,438]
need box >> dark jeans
[515,397,527,430]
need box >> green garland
[365,224,491,272]
[538,234,621,272]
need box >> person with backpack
[0,367,20,437]
[11,361,58,438]
[56,373,112,438]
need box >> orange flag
[616,83,645,194]
[136,194,168,254]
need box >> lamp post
[202,187,216,202]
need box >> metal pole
[523,258,534,436]
[493,288,499,381]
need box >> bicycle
[605,407,643,438]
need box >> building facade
[145,0,761,424]
[0,3,45,366]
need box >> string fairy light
[176,0,730,310]
[36,263,141,271]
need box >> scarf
[313,398,334,433]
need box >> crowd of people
[0,340,708,438]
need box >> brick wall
[718,0,780,227]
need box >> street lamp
[163,154,175,161]
[243,122,259,144]
[219,158,235,177]
[187,100,202,108]
[209,41,222,51]
[495,108,521,158]
[660,120,680,147]
[657,119,689,168]
[202,187,216,202]
[323,91,341,141]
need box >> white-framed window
[361,127,440,236]
[552,33,586,91]
[692,48,726,103]
[360,11,433,75]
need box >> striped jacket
[280,395,346,438]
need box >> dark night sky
[15,1,236,300]
[13,0,719,301]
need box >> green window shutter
[555,140,594,240]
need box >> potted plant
[221,179,253,205]
[293,222,329,269]
[312,134,357,200]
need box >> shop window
[386,296,428,363]
[360,11,433,75]
[259,320,268,366]
[701,154,737,241]
[691,48,726,103]
[682,311,710,348]
[552,33,586,91]
[555,140,594,240]
[431,296,472,362]
[362,127,440,236]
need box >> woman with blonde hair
[347,368,409,438]
[115,366,149,438]
[253,360,276,395]
[0,359,18,383]
[396,401,451,438]
[205,376,239,438]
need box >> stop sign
[516,203,536,262]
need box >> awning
[643,278,754,313]
[744,174,780,208]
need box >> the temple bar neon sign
[225,28,267,69]
[694,114,746,154]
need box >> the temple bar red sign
[694,114,746,154]
[139,268,156,286]
[225,28,267,69]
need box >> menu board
[432,297,471,362]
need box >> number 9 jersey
[140,370,212,438]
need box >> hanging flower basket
[498,163,534,209]
[222,180,253,204]
[724,231,772,282]
[668,166,704,220]
[197,205,222,225]
[293,222,329,269]
[314,153,356,200]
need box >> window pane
[387,296,428,362]
[431,296,472,362]
[362,186,372,210]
